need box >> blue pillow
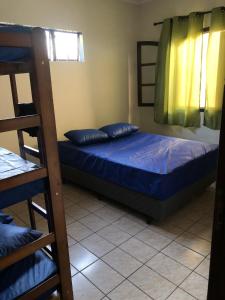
[0,211,13,224]
[0,224,42,257]
[65,129,109,145]
[100,122,139,138]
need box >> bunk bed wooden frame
[0,28,73,299]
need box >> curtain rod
[153,10,212,26]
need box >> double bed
[58,131,218,221]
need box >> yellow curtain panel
[155,7,225,129]
[204,7,225,130]
[155,13,204,127]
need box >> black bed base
[61,164,216,221]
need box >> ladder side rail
[30,28,73,300]
[9,74,36,229]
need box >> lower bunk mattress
[0,249,57,300]
[0,147,46,209]
[58,132,218,201]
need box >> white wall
[136,0,224,144]
[0,0,139,152]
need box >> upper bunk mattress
[0,25,32,62]
[58,132,218,201]
[0,147,46,208]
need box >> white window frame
[45,29,84,62]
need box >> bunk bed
[0,25,73,299]
[0,147,46,208]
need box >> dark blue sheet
[0,24,32,62]
[0,250,57,300]
[58,132,218,200]
[0,147,46,209]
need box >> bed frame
[61,164,216,222]
[0,27,73,299]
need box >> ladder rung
[18,275,60,300]
[23,145,40,158]
[0,167,47,192]
[0,115,40,133]
[0,32,32,48]
[0,233,55,270]
[0,61,32,75]
[31,201,47,219]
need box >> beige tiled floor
[5,183,215,300]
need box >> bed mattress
[0,24,32,62]
[58,132,218,201]
[0,147,46,208]
[0,250,57,300]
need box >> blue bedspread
[0,250,57,300]
[58,132,218,200]
[0,147,46,208]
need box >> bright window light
[45,30,84,62]
[200,32,209,108]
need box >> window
[45,30,84,62]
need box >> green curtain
[204,7,225,129]
[155,13,204,127]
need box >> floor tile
[176,232,211,256]
[180,272,208,300]
[70,264,78,276]
[95,205,125,223]
[129,265,176,300]
[102,248,142,277]
[67,222,92,241]
[108,280,151,300]
[149,223,183,240]
[167,288,195,300]
[79,213,108,231]
[78,197,105,212]
[113,216,145,235]
[65,214,76,226]
[67,235,77,247]
[69,244,98,271]
[66,204,90,220]
[146,253,191,285]
[80,233,115,257]
[188,221,212,242]
[125,211,148,226]
[162,242,204,269]
[72,273,104,300]
[63,192,81,205]
[82,260,124,294]
[136,228,171,251]
[97,224,131,246]
[195,258,210,279]
[120,237,157,263]
[165,214,195,231]
[63,197,76,209]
